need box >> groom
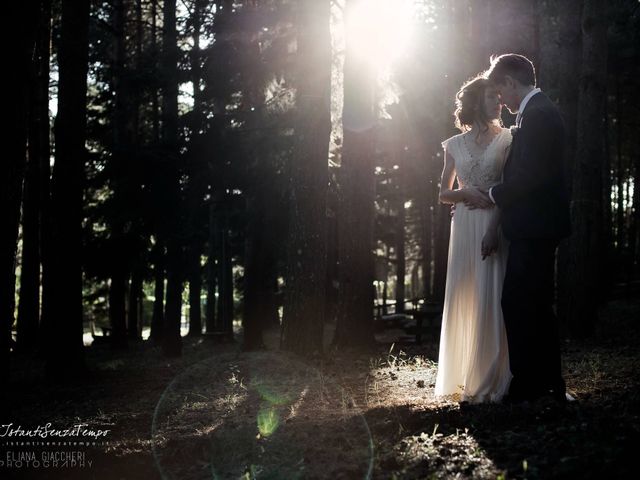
[469,54,571,403]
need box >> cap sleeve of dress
[441,135,458,160]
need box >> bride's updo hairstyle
[454,75,494,133]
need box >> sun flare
[345,0,415,69]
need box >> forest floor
[3,294,639,480]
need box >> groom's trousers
[501,239,565,400]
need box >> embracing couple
[434,54,572,405]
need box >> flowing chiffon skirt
[434,203,512,403]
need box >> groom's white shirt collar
[515,87,541,126]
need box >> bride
[434,75,513,403]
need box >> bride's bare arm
[438,150,463,204]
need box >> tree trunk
[205,259,217,332]
[615,77,625,252]
[151,0,160,143]
[537,0,583,331]
[205,203,218,332]
[108,270,127,348]
[469,0,492,71]
[191,0,204,130]
[432,204,450,303]
[242,197,266,350]
[148,0,163,341]
[564,0,608,337]
[333,0,377,349]
[161,0,183,357]
[280,0,331,356]
[410,113,438,303]
[419,183,433,300]
[185,0,205,338]
[187,244,203,336]
[17,0,51,353]
[2,2,38,365]
[601,79,613,295]
[632,151,640,272]
[394,179,406,312]
[44,0,90,374]
[164,242,183,356]
[109,0,130,350]
[243,189,280,350]
[150,242,165,340]
[325,209,339,323]
[126,0,144,343]
[216,216,234,337]
[334,128,376,348]
[134,0,143,137]
[128,268,143,340]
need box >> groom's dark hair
[485,54,536,87]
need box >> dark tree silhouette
[205,209,217,333]
[565,0,608,337]
[185,0,206,338]
[17,0,52,352]
[2,2,39,367]
[108,0,130,350]
[537,0,583,331]
[150,243,166,340]
[281,0,331,355]
[43,0,90,374]
[161,0,183,357]
[333,0,377,349]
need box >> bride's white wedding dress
[435,127,513,403]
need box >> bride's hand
[481,228,499,260]
[463,187,493,210]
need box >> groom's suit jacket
[492,92,571,240]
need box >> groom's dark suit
[491,91,571,401]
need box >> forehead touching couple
[454,53,539,134]
[436,53,573,406]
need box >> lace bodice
[442,128,512,188]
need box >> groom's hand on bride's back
[463,187,493,210]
